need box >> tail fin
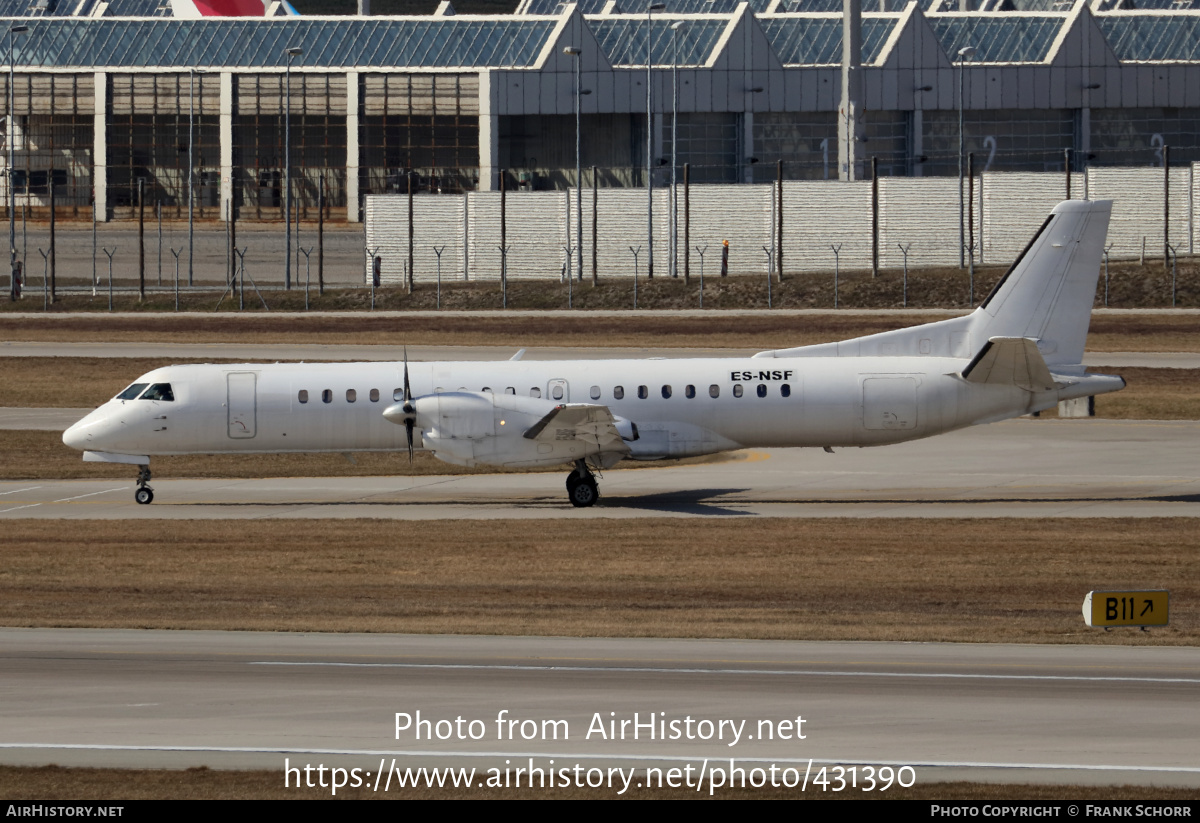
[970,199,1111,368]
[753,199,1112,367]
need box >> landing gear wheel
[565,463,599,508]
[135,464,154,505]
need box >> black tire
[568,477,598,508]
[135,487,154,505]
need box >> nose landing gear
[135,465,154,505]
[565,460,599,508]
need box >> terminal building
[3,0,1200,221]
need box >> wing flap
[523,404,630,454]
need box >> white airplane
[63,199,1125,508]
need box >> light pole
[564,46,589,285]
[957,45,975,270]
[7,24,27,300]
[284,46,302,290]
[669,20,686,279]
[645,2,664,279]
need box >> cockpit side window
[141,383,175,402]
[116,383,149,400]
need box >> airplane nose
[62,407,119,452]
[62,417,89,451]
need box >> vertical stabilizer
[970,199,1111,367]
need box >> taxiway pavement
[3,419,1199,519]
[1,629,1196,788]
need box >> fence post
[898,243,911,308]
[318,174,325,295]
[871,156,878,278]
[1164,144,1170,276]
[776,159,783,283]
[684,163,690,283]
[831,244,841,309]
[137,178,145,301]
[49,174,56,302]
[967,152,975,271]
[408,170,415,294]
[591,166,598,285]
[1065,147,1071,200]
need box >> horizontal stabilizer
[961,338,1057,392]
[524,404,630,454]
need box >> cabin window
[482,387,492,393]
[757,384,767,398]
[614,386,624,400]
[661,385,672,399]
[637,385,648,399]
[781,384,791,398]
[530,387,541,398]
[590,386,601,400]
[685,385,696,399]
[347,389,357,403]
[298,390,309,404]
[709,384,720,398]
[551,385,564,400]
[116,383,148,401]
[505,387,515,395]
[322,389,333,404]
[369,389,379,402]
[733,384,743,398]
[141,383,174,402]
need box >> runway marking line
[0,486,41,496]
[0,504,41,514]
[247,660,1200,684]
[45,646,1196,677]
[52,487,126,503]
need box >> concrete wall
[365,163,1200,282]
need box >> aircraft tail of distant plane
[754,199,1113,371]
[168,0,298,17]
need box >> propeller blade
[403,347,413,413]
[403,347,414,463]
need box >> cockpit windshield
[116,383,148,400]
[141,383,175,402]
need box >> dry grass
[0,518,1195,645]
[1091,367,1200,419]
[1,765,1196,800]
[2,305,1198,351]
[0,311,961,350]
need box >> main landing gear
[565,460,599,508]
[135,465,154,505]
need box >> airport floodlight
[8,23,28,302]
[957,45,975,270]
[565,46,583,292]
[286,46,304,56]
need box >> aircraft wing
[523,404,631,455]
